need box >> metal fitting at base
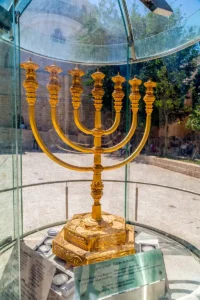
[92,204,102,221]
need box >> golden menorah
[21,58,156,266]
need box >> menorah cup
[21,58,156,266]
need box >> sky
[169,0,200,18]
[129,0,200,18]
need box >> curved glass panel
[18,0,127,64]
[20,27,128,64]
[134,9,200,61]
[0,0,13,10]
[0,3,22,299]
[12,0,200,64]
[127,0,200,38]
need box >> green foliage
[80,0,200,133]
[154,64,189,125]
[191,67,200,107]
[132,43,199,128]
[186,102,200,131]
[78,0,184,45]
[78,0,125,45]
[130,2,183,39]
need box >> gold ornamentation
[129,76,142,113]
[144,79,157,115]
[63,212,127,253]
[53,214,135,266]
[91,70,105,113]
[68,66,85,110]
[91,181,104,202]
[45,64,62,107]
[112,73,125,112]
[21,58,39,106]
[21,59,156,266]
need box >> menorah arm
[74,110,93,135]
[104,115,151,170]
[29,106,92,172]
[103,113,137,153]
[103,112,120,136]
[51,107,93,153]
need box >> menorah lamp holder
[21,58,156,266]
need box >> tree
[186,73,200,143]
[78,0,125,45]
[131,42,199,155]
[80,1,199,154]
[130,1,183,40]
[186,102,200,133]
[154,64,191,155]
[190,67,200,107]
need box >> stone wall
[0,127,94,152]
[136,155,200,179]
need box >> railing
[1,179,200,195]
[1,179,200,251]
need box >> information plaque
[20,242,56,300]
[74,249,166,300]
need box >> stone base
[52,212,135,266]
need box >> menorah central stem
[95,110,101,129]
[91,114,103,221]
[91,71,105,221]
[91,150,103,221]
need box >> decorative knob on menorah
[129,76,142,113]
[21,58,156,266]
[21,57,39,106]
[112,73,125,113]
[144,79,157,115]
[45,63,62,107]
[68,66,85,110]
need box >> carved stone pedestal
[52,212,135,266]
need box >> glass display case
[0,3,22,299]
[0,0,200,299]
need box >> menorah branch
[103,113,137,153]
[68,67,94,136]
[29,106,92,172]
[103,75,141,153]
[104,78,156,170]
[51,107,93,153]
[102,73,125,137]
[104,115,151,171]
[103,112,121,136]
[73,109,93,135]
[45,63,93,145]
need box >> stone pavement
[1,152,200,249]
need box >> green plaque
[74,249,166,300]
